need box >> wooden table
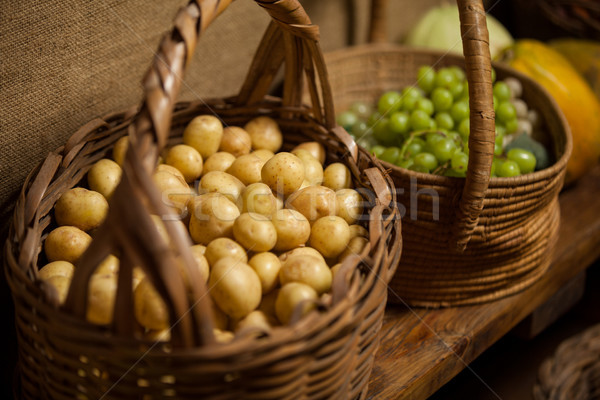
[367,165,600,399]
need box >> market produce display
[337,64,547,178]
[37,115,368,341]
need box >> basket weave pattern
[4,1,401,398]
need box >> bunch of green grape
[337,65,545,178]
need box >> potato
[183,115,223,159]
[112,136,129,166]
[241,183,282,216]
[190,245,209,283]
[152,169,193,216]
[336,189,363,225]
[54,188,108,231]
[198,171,245,204]
[291,149,323,185]
[251,149,275,163]
[292,142,326,165]
[133,266,145,290]
[285,185,336,224]
[209,257,262,319]
[258,289,279,319]
[261,152,305,196]
[44,226,92,263]
[189,193,240,245]
[244,116,282,152]
[219,126,252,157]
[205,237,248,266]
[278,246,326,264]
[248,252,281,294]
[155,164,186,181]
[39,261,75,281]
[212,302,229,331]
[214,329,235,343]
[275,282,317,325]
[203,152,236,174]
[145,329,171,342]
[338,236,369,262]
[87,274,117,325]
[271,209,311,252]
[134,277,169,330]
[177,250,209,286]
[233,213,277,252]
[279,255,332,295]
[87,159,122,200]
[44,275,71,305]
[190,244,206,256]
[165,144,203,183]
[309,216,350,258]
[95,255,119,275]
[323,163,353,190]
[226,154,264,185]
[349,224,368,240]
[234,310,271,333]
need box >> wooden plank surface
[367,165,600,400]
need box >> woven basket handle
[64,0,341,348]
[367,0,495,251]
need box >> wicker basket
[537,0,600,40]
[4,1,402,399]
[322,0,572,307]
[534,324,600,400]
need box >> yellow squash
[550,39,600,100]
[502,39,600,184]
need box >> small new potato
[155,164,186,181]
[292,142,326,165]
[279,255,332,295]
[251,149,274,163]
[183,115,223,159]
[203,152,236,174]
[165,144,203,183]
[336,189,363,224]
[39,261,75,281]
[209,257,262,319]
[258,289,279,320]
[189,193,240,245]
[44,275,71,305]
[271,209,311,252]
[248,252,281,294]
[279,246,326,264]
[309,216,350,258]
[285,185,337,223]
[199,171,245,204]
[87,159,122,200]
[44,226,92,263]
[152,169,193,216]
[338,236,369,262]
[54,188,109,231]
[261,152,305,196]
[275,282,317,325]
[134,277,169,330]
[234,310,271,333]
[349,224,368,239]
[112,136,129,166]
[323,163,353,190]
[190,245,210,283]
[291,149,323,185]
[233,213,277,252]
[244,116,283,152]
[95,255,119,275]
[87,274,118,325]
[226,154,264,185]
[205,237,248,266]
[219,126,252,157]
[241,183,282,216]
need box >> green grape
[493,81,511,102]
[378,91,402,115]
[444,169,466,178]
[357,137,375,150]
[505,118,519,134]
[449,81,464,100]
[495,132,504,147]
[367,111,382,126]
[434,68,457,89]
[373,118,394,145]
[413,137,427,148]
[450,100,469,123]
[409,164,429,173]
[389,111,410,135]
[350,101,372,119]
[403,86,423,99]
[405,140,424,158]
[337,111,358,131]
[416,98,435,116]
[410,110,432,131]
[426,131,444,147]
[451,151,469,173]
[401,87,422,111]
[493,95,498,112]
[492,158,503,177]
[413,152,438,172]
[432,137,457,163]
[435,112,455,130]
[397,159,414,169]
[449,66,466,82]
[495,125,506,137]
[491,67,497,83]
[428,119,437,130]
[351,121,369,138]
[431,88,453,112]
[449,131,463,148]
[417,66,436,93]
[460,81,469,100]
[497,160,521,177]
[491,158,497,177]
[496,101,517,124]
[458,118,470,138]
[494,142,503,156]
[507,148,536,174]
[370,145,386,159]
[380,147,401,164]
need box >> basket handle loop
[366,0,494,251]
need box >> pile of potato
[40,115,369,342]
